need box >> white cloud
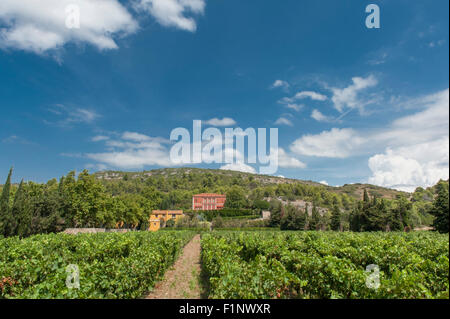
[0,0,138,54]
[86,148,171,169]
[278,148,306,168]
[290,128,365,158]
[86,132,173,169]
[135,0,205,32]
[278,91,327,106]
[368,138,449,192]
[367,89,449,191]
[374,89,449,147]
[311,109,333,122]
[319,180,328,186]
[271,80,289,90]
[122,131,152,142]
[290,88,449,191]
[331,75,378,113]
[294,91,328,101]
[220,162,256,174]
[0,0,206,55]
[204,117,237,127]
[275,117,293,126]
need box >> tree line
[0,167,447,238]
[267,184,448,233]
[0,168,159,238]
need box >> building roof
[152,210,184,214]
[193,193,226,197]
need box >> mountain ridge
[94,167,409,200]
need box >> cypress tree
[431,181,449,233]
[310,202,320,231]
[269,200,282,227]
[330,201,341,231]
[5,179,23,237]
[349,206,361,232]
[389,208,404,231]
[304,203,310,230]
[0,167,13,236]
[14,180,31,238]
[363,189,370,203]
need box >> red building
[192,193,226,210]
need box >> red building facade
[192,193,226,210]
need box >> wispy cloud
[270,79,290,91]
[91,135,110,142]
[311,109,334,123]
[204,117,237,127]
[45,104,100,127]
[284,103,303,112]
[275,116,293,126]
[85,131,173,169]
[294,91,327,101]
[1,135,36,145]
[134,0,206,32]
[279,90,328,105]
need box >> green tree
[280,205,306,230]
[389,207,404,231]
[330,199,341,231]
[253,199,270,211]
[363,189,370,203]
[393,195,413,229]
[15,180,32,238]
[8,179,26,237]
[268,199,282,227]
[0,168,13,236]
[225,185,247,209]
[309,202,320,231]
[349,201,363,232]
[430,181,449,233]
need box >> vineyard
[201,231,449,299]
[0,230,448,299]
[0,231,194,298]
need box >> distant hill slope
[94,167,407,200]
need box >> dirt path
[146,234,205,299]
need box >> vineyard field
[201,231,449,299]
[0,231,195,299]
[1,230,448,299]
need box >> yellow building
[149,210,184,231]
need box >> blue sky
[0,0,449,191]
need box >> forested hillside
[0,167,447,238]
